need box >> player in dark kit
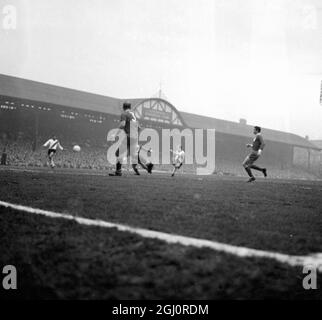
[243,126,267,183]
[109,102,153,176]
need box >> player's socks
[147,163,153,174]
[263,168,267,177]
[110,162,122,176]
[132,164,140,175]
[245,167,253,177]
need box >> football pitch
[0,167,322,299]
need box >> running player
[171,145,185,177]
[43,136,63,168]
[243,126,267,182]
[110,102,153,176]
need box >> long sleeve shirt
[43,139,63,150]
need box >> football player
[243,126,267,182]
[171,145,185,177]
[110,102,153,176]
[43,135,63,168]
[137,145,154,174]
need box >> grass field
[0,167,322,299]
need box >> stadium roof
[181,112,320,150]
[0,73,319,150]
[0,73,122,115]
[310,140,322,149]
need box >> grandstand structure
[0,73,321,177]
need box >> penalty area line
[0,200,322,271]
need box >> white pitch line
[1,200,322,272]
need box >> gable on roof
[123,98,187,127]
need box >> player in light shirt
[171,145,185,177]
[43,136,63,168]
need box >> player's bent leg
[115,151,123,175]
[243,163,255,181]
[243,155,256,181]
[111,137,128,176]
[242,157,249,169]
[137,153,153,175]
[172,163,182,177]
[109,150,123,176]
[141,161,154,174]
[132,164,140,175]
[244,166,254,178]
[109,161,122,176]
[48,153,55,168]
[262,168,267,177]
[138,155,148,171]
[128,137,145,175]
[250,164,263,172]
[249,163,267,177]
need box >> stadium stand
[0,73,321,179]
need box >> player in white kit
[43,136,63,168]
[171,146,185,177]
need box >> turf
[1,208,321,300]
[1,168,322,255]
[0,168,322,299]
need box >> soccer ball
[73,145,81,152]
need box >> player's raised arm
[43,139,50,147]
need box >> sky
[1,0,322,139]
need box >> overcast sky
[1,0,322,139]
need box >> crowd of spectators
[0,139,113,170]
[0,138,320,180]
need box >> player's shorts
[243,152,259,167]
[173,162,183,169]
[48,149,56,156]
